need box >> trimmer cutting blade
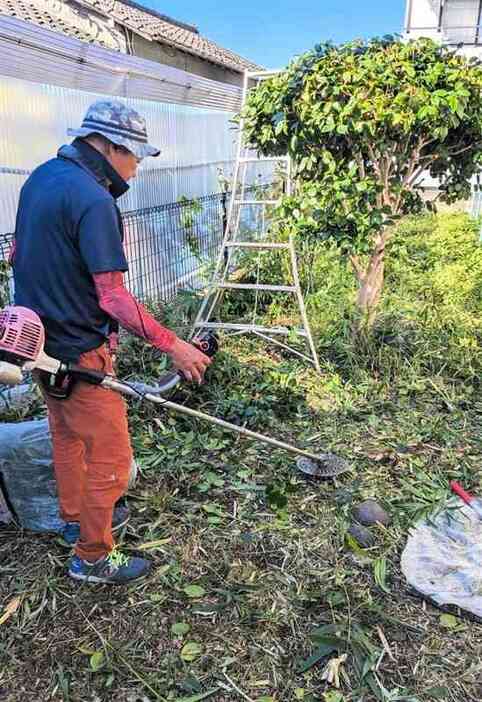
[296,455,350,478]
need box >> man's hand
[168,338,212,384]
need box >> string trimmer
[0,306,349,477]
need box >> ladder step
[215,283,296,292]
[189,65,319,373]
[225,242,290,250]
[234,200,280,205]
[194,322,307,336]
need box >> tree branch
[406,163,431,189]
[349,254,365,282]
[354,151,366,179]
[419,136,438,151]
[393,157,419,214]
[367,144,381,176]
[382,153,394,207]
[448,143,476,157]
[366,234,386,277]
[392,136,441,214]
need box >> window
[442,0,481,44]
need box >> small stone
[348,522,376,548]
[353,499,391,526]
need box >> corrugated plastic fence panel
[0,76,240,232]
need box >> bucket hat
[67,100,160,160]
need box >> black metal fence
[0,191,230,306]
[0,234,14,307]
[122,192,228,300]
[0,233,13,261]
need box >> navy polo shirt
[13,140,129,362]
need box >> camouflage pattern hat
[67,100,160,160]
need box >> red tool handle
[450,481,474,505]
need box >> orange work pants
[41,345,132,562]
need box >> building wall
[405,0,440,34]
[53,1,246,87]
[131,33,243,88]
[64,0,127,51]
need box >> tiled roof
[0,0,127,51]
[0,0,261,72]
[85,0,261,71]
[0,0,126,52]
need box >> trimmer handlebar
[67,364,106,386]
[65,329,219,394]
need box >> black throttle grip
[67,364,107,385]
[194,330,218,358]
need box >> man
[12,100,211,584]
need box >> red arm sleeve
[93,271,177,353]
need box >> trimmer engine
[0,306,44,365]
[0,306,47,385]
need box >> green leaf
[345,533,372,562]
[183,585,206,598]
[373,557,390,593]
[178,674,202,694]
[439,613,458,629]
[181,642,203,662]
[149,593,165,603]
[89,650,105,672]
[172,622,191,637]
[325,591,346,608]
[296,642,338,673]
[105,672,115,688]
[323,693,345,702]
[202,502,225,516]
[321,115,336,133]
[266,483,289,509]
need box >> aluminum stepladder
[191,69,321,373]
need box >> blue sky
[144,1,407,68]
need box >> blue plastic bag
[0,419,64,531]
[0,418,138,532]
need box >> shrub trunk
[351,234,386,329]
